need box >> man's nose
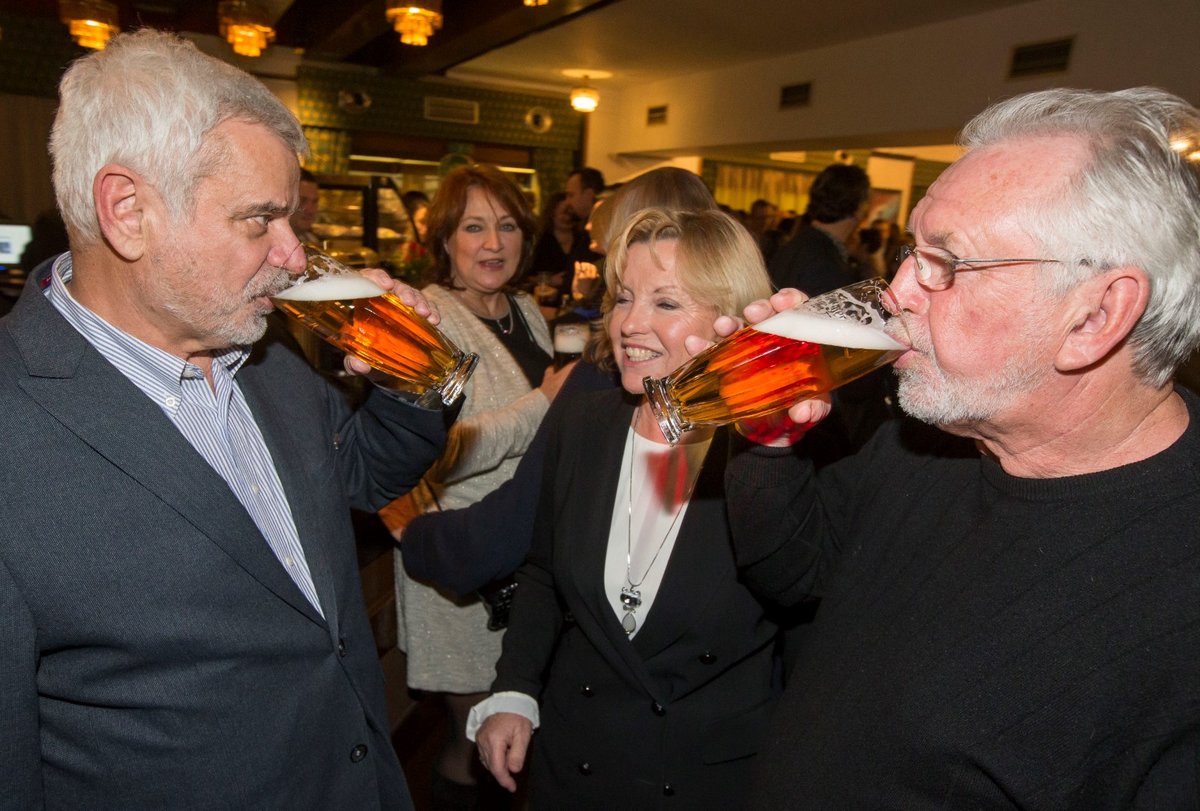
[274,232,307,277]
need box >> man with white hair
[724,87,1200,807]
[0,29,448,808]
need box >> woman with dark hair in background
[378,164,574,808]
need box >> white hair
[961,87,1200,388]
[51,29,308,247]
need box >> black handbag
[476,576,518,631]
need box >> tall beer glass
[273,246,477,406]
[644,279,907,444]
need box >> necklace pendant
[619,585,641,610]
[619,585,641,636]
[621,610,637,635]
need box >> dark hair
[426,164,536,288]
[857,226,882,253]
[570,167,606,194]
[538,191,570,234]
[401,190,429,217]
[806,164,870,224]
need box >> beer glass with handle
[644,278,908,444]
[273,245,478,407]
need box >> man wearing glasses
[722,87,1200,808]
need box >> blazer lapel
[10,283,326,626]
[564,398,668,700]
[628,433,730,659]
[238,363,341,640]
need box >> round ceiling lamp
[218,0,275,58]
[570,85,599,113]
[523,0,550,5]
[562,69,612,114]
[58,0,119,50]
[386,0,444,46]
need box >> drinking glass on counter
[273,245,478,406]
[644,278,907,444]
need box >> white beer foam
[274,274,385,301]
[756,309,905,351]
[554,331,587,354]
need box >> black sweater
[726,391,1200,809]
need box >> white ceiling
[449,0,1035,92]
[445,0,1033,162]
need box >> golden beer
[274,274,477,406]
[645,281,906,444]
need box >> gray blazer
[0,263,447,810]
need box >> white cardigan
[396,284,554,693]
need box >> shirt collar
[44,253,250,402]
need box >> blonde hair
[593,208,772,371]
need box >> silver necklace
[487,310,514,335]
[619,412,704,636]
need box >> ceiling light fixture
[562,68,610,113]
[218,0,275,58]
[569,83,599,113]
[523,0,550,6]
[58,0,119,50]
[386,1,444,47]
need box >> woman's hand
[343,269,439,376]
[572,261,601,301]
[538,359,577,403]
[476,712,533,792]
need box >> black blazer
[493,389,780,810]
[0,263,446,809]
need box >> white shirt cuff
[465,691,540,742]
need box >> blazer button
[663,784,675,796]
[651,701,666,716]
[578,762,592,776]
[337,638,348,657]
[350,744,368,763]
[580,685,593,697]
[699,651,717,665]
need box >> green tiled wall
[297,65,582,192]
[0,19,585,197]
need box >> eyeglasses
[898,244,1063,289]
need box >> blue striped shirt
[44,255,324,616]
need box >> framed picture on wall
[868,188,902,224]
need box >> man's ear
[1055,267,1149,373]
[93,164,147,262]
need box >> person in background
[402,189,430,245]
[724,86,1200,809]
[471,208,780,808]
[528,191,580,292]
[393,190,432,284]
[0,29,449,809]
[848,225,885,280]
[398,166,720,599]
[747,197,784,263]
[379,163,573,809]
[560,166,606,299]
[291,167,320,245]
[768,163,870,295]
